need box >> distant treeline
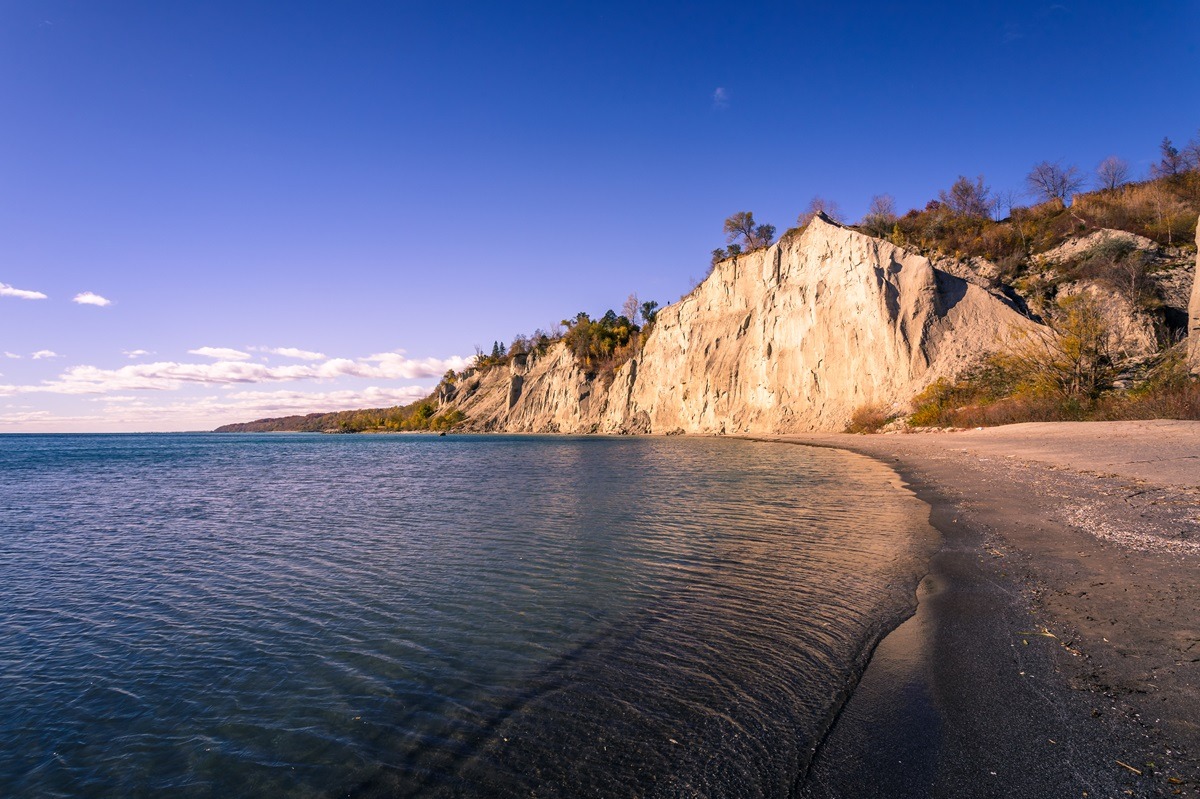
[214,399,464,433]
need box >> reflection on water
[0,434,933,797]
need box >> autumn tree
[1095,156,1129,191]
[1008,293,1115,400]
[723,211,775,250]
[938,175,993,218]
[1025,160,1085,203]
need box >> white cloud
[188,346,252,361]
[5,352,469,395]
[264,346,327,361]
[362,351,470,379]
[712,87,729,110]
[123,349,151,359]
[73,291,112,307]
[0,283,48,300]
[31,350,59,360]
[4,352,20,359]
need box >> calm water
[0,434,933,797]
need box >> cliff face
[447,216,1042,434]
[1190,218,1200,374]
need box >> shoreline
[768,421,1200,797]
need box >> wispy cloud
[123,349,151,359]
[4,352,20,359]
[262,346,327,361]
[73,291,112,307]
[31,350,59,360]
[0,283,48,300]
[188,346,252,361]
[712,86,729,110]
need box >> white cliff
[447,215,1043,434]
[1190,218,1200,374]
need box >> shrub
[844,403,895,433]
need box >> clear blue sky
[2,1,1197,431]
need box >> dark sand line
[765,421,1199,798]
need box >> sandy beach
[769,421,1200,798]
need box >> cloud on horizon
[73,291,112,307]
[189,346,252,361]
[262,346,327,361]
[1,283,48,300]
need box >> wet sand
[769,421,1200,798]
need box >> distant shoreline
[768,421,1200,796]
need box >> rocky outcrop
[1189,219,1200,374]
[448,216,1043,434]
[1038,228,1161,265]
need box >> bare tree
[723,211,774,250]
[797,196,843,227]
[938,175,993,218]
[859,194,896,236]
[993,188,1022,219]
[621,293,639,324]
[1183,129,1200,172]
[1025,160,1085,203]
[1095,156,1129,191]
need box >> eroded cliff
[444,216,1042,434]
[1190,218,1200,374]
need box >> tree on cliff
[622,293,640,325]
[858,194,897,236]
[1151,137,1187,178]
[640,300,659,325]
[1095,156,1130,191]
[938,175,994,218]
[1026,161,1085,203]
[797,196,842,227]
[723,211,775,250]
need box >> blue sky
[2,1,1197,431]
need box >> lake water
[0,434,933,797]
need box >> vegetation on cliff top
[466,294,661,379]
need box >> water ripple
[0,434,934,797]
